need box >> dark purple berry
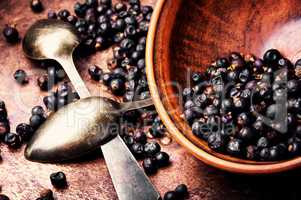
[50,171,67,188]
[30,114,46,129]
[191,121,211,140]
[208,133,225,151]
[109,78,125,96]
[16,123,34,141]
[114,2,126,13]
[163,191,177,200]
[269,146,280,161]
[287,79,300,94]
[120,38,135,52]
[67,15,78,25]
[237,127,254,142]
[43,95,57,111]
[88,65,103,81]
[141,5,153,16]
[58,9,70,21]
[47,10,57,19]
[263,49,282,65]
[4,132,22,149]
[144,142,161,156]
[96,4,108,15]
[74,2,88,18]
[216,57,229,68]
[133,130,147,144]
[239,69,250,83]
[142,157,157,175]
[257,137,269,148]
[175,184,189,198]
[14,69,28,84]
[227,139,242,156]
[123,135,135,147]
[259,148,270,160]
[155,152,170,167]
[102,73,112,86]
[30,0,43,13]
[3,25,19,43]
[131,143,144,158]
[149,122,165,138]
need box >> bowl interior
[148,0,301,171]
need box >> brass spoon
[23,19,160,200]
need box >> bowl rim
[145,0,301,174]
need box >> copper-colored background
[0,0,301,200]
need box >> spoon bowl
[25,96,153,162]
[25,96,120,162]
[23,19,90,98]
[23,19,80,60]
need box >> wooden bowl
[146,0,301,174]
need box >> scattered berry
[142,157,157,175]
[31,106,45,116]
[30,0,43,13]
[163,191,177,200]
[3,25,19,43]
[88,65,103,81]
[155,152,170,167]
[175,184,189,198]
[144,142,161,157]
[4,132,22,149]
[14,69,29,84]
[29,114,46,129]
[50,171,67,189]
[16,123,34,141]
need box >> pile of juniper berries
[183,49,301,161]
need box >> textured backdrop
[0,0,301,200]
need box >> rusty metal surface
[1,0,301,200]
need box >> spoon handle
[101,135,161,200]
[57,56,91,98]
[120,98,154,111]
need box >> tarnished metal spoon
[25,96,153,161]
[23,19,160,200]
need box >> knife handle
[101,135,161,200]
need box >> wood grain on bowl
[146,0,301,173]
